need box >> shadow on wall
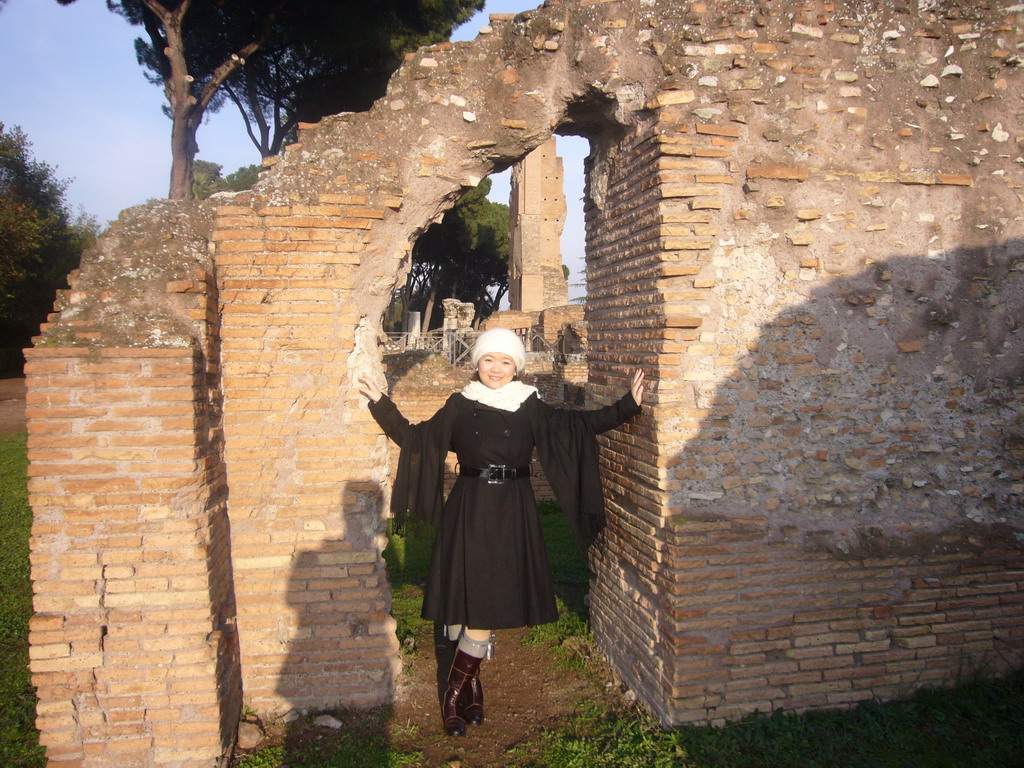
[274,481,396,725]
[674,236,1024,541]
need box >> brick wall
[583,0,1024,725]
[25,203,241,766]
[213,196,398,716]
[661,518,1023,723]
[585,113,677,720]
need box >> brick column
[214,197,399,715]
[510,137,569,312]
[26,347,239,767]
[584,113,687,723]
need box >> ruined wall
[23,0,1024,764]
[25,203,240,765]
[510,137,570,311]
[582,0,1024,724]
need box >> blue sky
[0,0,587,295]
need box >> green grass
[0,432,45,768]
[382,519,435,655]
[534,668,1024,768]
[521,502,596,671]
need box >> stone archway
[24,1,1024,764]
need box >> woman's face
[477,352,517,389]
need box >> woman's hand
[630,369,646,405]
[358,373,384,403]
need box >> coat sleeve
[530,392,641,549]
[367,394,412,446]
[574,391,642,434]
[367,394,456,533]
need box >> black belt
[459,464,531,483]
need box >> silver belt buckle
[487,464,503,484]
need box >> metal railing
[383,326,556,365]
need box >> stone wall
[575,1,1024,723]
[23,0,1024,764]
[510,137,569,311]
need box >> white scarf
[460,380,537,412]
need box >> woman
[359,327,644,737]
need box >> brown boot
[461,668,484,726]
[442,649,482,737]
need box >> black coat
[369,390,640,629]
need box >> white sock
[457,632,490,659]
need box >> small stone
[992,124,1010,143]
[792,23,823,39]
[651,90,695,107]
[694,107,722,120]
[314,714,344,729]
[920,74,940,88]
[236,721,263,750]
[462,111,477,122]
[941,64,963,77]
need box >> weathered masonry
[510,137,569,310]
[25,0,1023,765]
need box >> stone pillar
[509,137,568,312]
[25,203,242,767]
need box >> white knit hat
[470,328,527,373]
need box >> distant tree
[223,163,262,192]
[57,0,483,198]
[0,124,97,366]
[192,159,225,200]
[192,160,262,199]
[404,179,509,333]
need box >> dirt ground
[230,620,621,767]
[0,376,26,434]
[384,624,609,767]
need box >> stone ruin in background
[21,1,1024,765]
